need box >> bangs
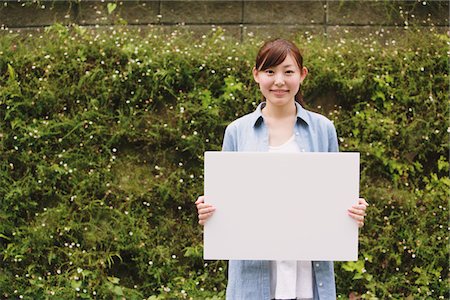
[258,48,289,71]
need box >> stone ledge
[327,1,402,26]
[77,1,159,25]
[327,1,449,26]
[0,2,74,27]
[402,1,449,26]
[161,1,242,24]
[244,1,325,25]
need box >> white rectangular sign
[203,151,360,261]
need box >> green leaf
[7,64,16,81]
[81,270,92,278]
[71,280,82,290]
[107,276,120,284]
[107,3,117,14]
[0,233,10,240]
[184,245,202,258]
[341,260,365,273]
[437,156,448,172]
[47,251,56,265]
[112,286,124,296]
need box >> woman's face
[253,53,307,107]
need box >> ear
[252,67,260,83]
[300,66,308,83]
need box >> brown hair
[255,38,306,107]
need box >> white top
[268,134,299,153]
[269,134,313,300]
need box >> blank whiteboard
[203,151,360,261]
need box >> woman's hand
[195,195,216,225]
[348,198,369,228]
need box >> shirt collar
[251,102,310,127]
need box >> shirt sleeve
[327,121,339,153]
[222,123,237,152]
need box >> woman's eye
[286,70,294,74]
[265,70,274,74]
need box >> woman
[195,38,368,300]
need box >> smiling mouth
[270,90,289,94]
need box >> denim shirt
[222,102,338,300]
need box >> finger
[198,207,215,215]
[358,198,369,206]
[348,211,365,222]
[195,195,205,205]
[358,221,364,228]
[196,203,210,209]
[351,204,368,211]
[348,210,366,219]
[196,203,214,211]
[348,207,366,216]
[198,211,214,220]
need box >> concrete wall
[1,1,448,40]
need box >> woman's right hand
[195,195,215,225]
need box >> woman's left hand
[348,198,369,228]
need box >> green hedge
[0,24,448,299]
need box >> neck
[262,100,297,119]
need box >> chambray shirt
[222,102,338,300]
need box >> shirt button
[315,263,320,267]
[319,282,323,287]
[295,132,299,136]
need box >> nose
[274,74,285,86]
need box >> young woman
[195,39,368,300]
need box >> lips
[270,89,289,96]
